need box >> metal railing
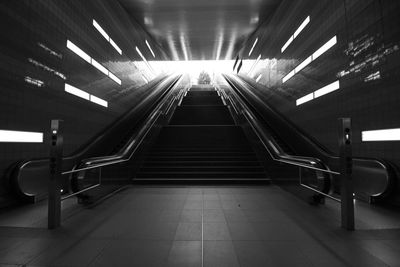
[220,74,355,230]
[47,75,186,228]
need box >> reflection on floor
[0,185,399,266]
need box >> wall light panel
[0,130,43,143]
[362,128,400,141]
[65,83,89,100]
[296,93,314,106]
[314,80,340,98]
[90,95,108,107]
[66,40,91,63]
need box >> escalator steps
[154,126,253,150]
[181,96,223,106]
[169,106,234,125]
[136,85,268,181]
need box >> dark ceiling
[118,0,281,60]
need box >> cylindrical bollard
[338,118,354,230]
[48,120,63,229]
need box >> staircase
[135,85,269,181]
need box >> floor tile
[227,222,259,240]
[30,239,109,267]
[204,241,239,267]
[204,200,222,210]
[180,210,202,222]
[88,240,171,267]
[158,209,182,222]
[252,222,311,241]
[175,223,202,240]
[204,209,226,222]
[167,241,202,267]
[233,241,271,267]
[204,223,231,240]
[119,221,178,240]
[1,186,399,267]
[264,241,314,267]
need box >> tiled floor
[0,185,400,266]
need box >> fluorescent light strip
[180,35,189,61]
[91,59,109,76]
[248,54,262,76]
[314,80,340,98]
[93,20,109,41]
[108,72,121,85]
[281,36,294,53]
[110,38,122,55]
[65,83,89,100]
[66,40,91,63]
[136,46,155,74]
[93,19,122,55]
[0,129,43,143]
[145,40,155,58]
[295,56,312,73]
[255,74,262,83]
[362,128,400,141]
[296,80,340,106]
[248,38,258,57]
[294,16,310,38]
[136,46,147,63]
[90,95,108,107]
[296,93,314,106]
[282,70,295,83]
[66,40,121,85]
[281,16,310,53]
[65,83,108,108]
[312,36,337,60]
[282,35,337,83]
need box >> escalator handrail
[13,75,174,170]
[224,73,396,201]
[243,107,339,175]
[222,74,339,175]
[234,75,395,167]
[8,75,183,202]
[63,75,184,175]
[62,111,162,174]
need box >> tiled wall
[0,0,168,202]
[239,0,400,170]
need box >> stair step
[142,161,262,166]
[181,96,223,106]
[150,149,254,154]
[147,151,256,154]
[145,152,258,157]
[134,178,271,182]
[169,106,234,125]
[189,86,215,92]
[144,156,259,161]
[186,91,218,97]
[136,172,267,178]
[139,166,265,172]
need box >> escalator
[223,74,397,203]
[135,85,269,181]
[7,75,182,203]
[9,72,396,206]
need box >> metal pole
[48,120,63,229]
[338,118,354,230]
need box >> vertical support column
[48,120,63,229]
[338,118,354,230]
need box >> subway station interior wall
[0,0,167,199]
[242,0,400,167]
